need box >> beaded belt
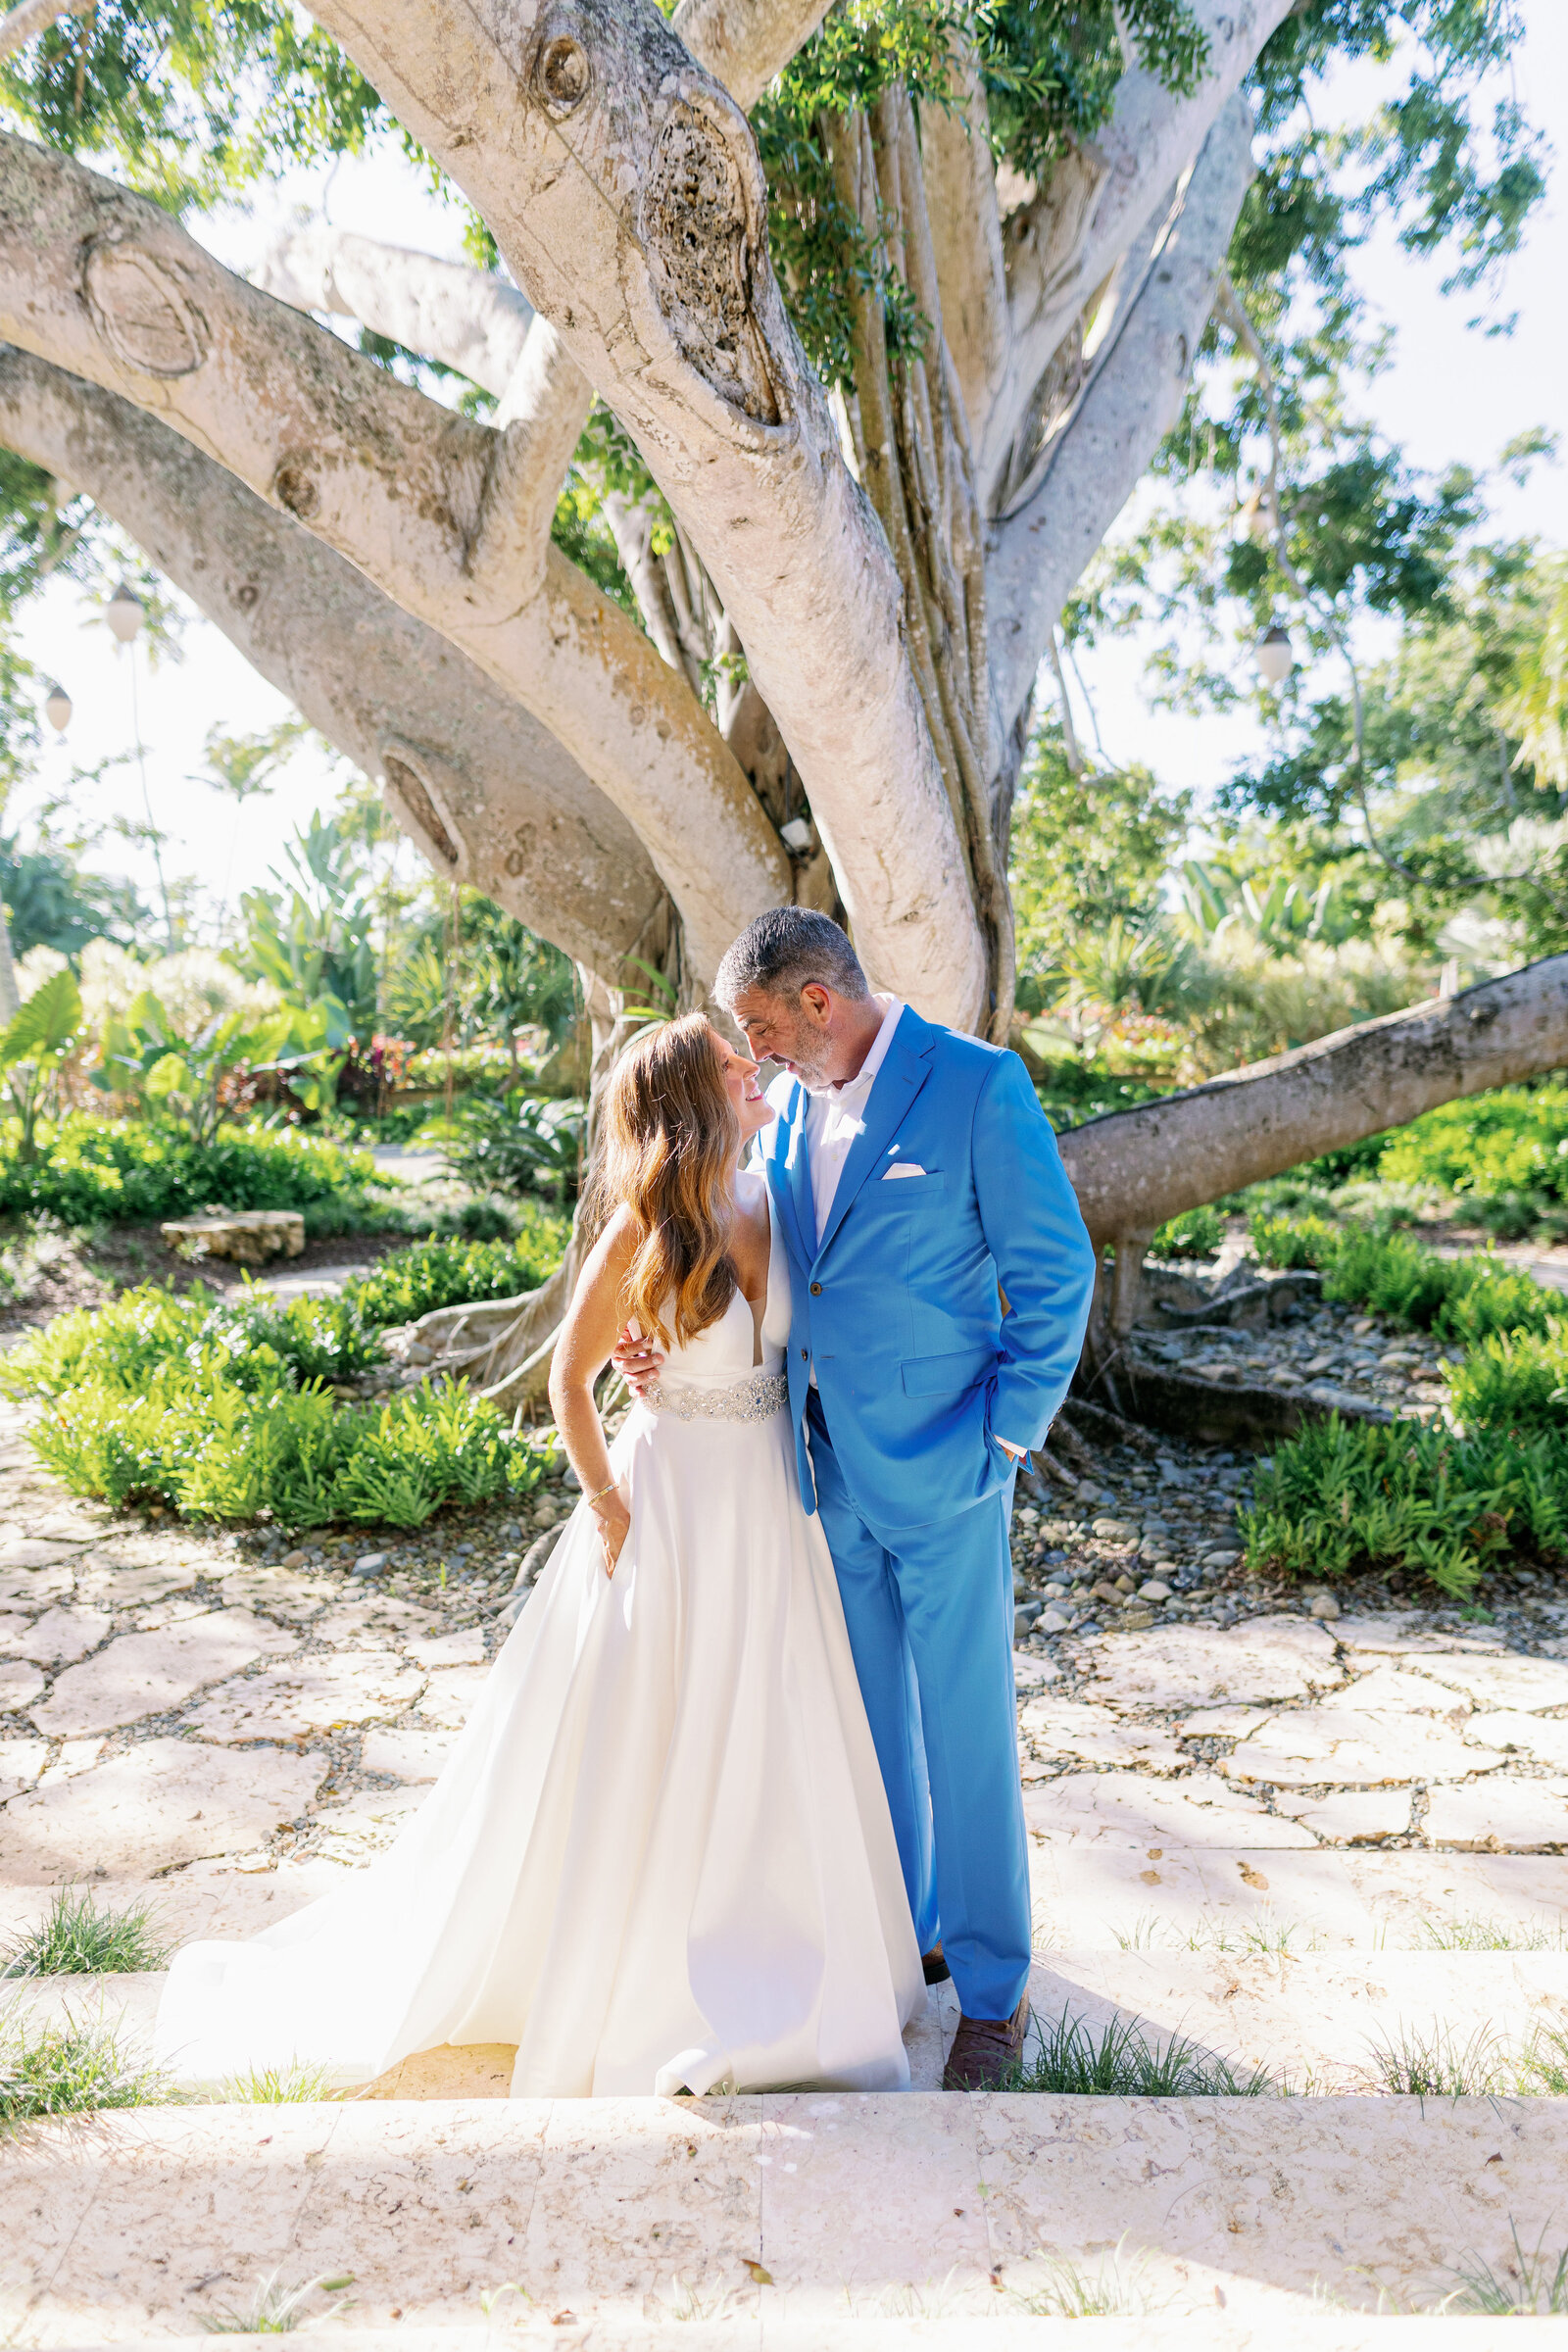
[642,1367,788,1424]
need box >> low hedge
[0,1115,388,1227]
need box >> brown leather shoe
[921,1942,951,1985]
[942,1991,1030,2091]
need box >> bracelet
[586,1477,620,1507]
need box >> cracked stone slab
[404,1627,488,1669]
[1084,1617,1344,1710]
[0,1604,112,1668]
[0,1735,323,1876]
[73,1560,205,1609]
[1333,1615,1503,1655]
[0,1539,89,1571]
[27,1608,298,1737]
[1274,1788,1413,1842]
[0,1660,47,1713]
[359,1726,457,1782]
[1466,1710,1568,1771]
[0,1737,48,1802]
[1177,1705,1276,1740]
[181,1652,425,1743]
[215,1567,335,1619]
[1224,1708,1503,1788]
[1336,1664,1472,1715]
[0,1565,74,1609]
[1017,1701,1187,1777]
[1403,1652,1568,1713]
[415,1666,490,1729]
[1024,1770,1317,1847]
[309,1785,424,1860]
[1424,1778,1568,1850]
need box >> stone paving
[5,1276,1568,2341]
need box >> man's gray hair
[714,907,869,1007]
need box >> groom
[624,908,1096,2086]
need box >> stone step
[3,2093,1564,2337]
[51,2325,1568,2350]
[11,1949,1568,2098]
[4,1842,1563,1962]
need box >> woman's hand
[593,1489,631,1578]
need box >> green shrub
[1148,1204,1225,1259]
[1379,1085,1568,1208]
[1446,1324,1568,1438]
[1242,1414,1568,1596]
[0,1112,389,1227]
[1249,1212,1559,1344]
[27,1369,554,1529]
[1250,1209,1342,1270]
[341,1218,567,1325]
[0,1283,383,1402]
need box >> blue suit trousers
[807,1391,1032,2022]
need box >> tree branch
[669,0,835,112]
[985,94,1256,741]
[0,131,787,984]
[0,0,86,67]
[1059,954,1568,1247]
[255,224,535,391]
[0,342,666,978]
[986,0,1296,508]
[298,0,986,1027]
[917,33,1009,455]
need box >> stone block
[1085,1616,1343,1710]
[1275,1788,1412,1842]
[1466,1710,1568,1771]
[1024,1770,1316,1848]
[1017,1699,1186,1777]
[0,1736,48,1801]
[0,1603,112,1668]
[181,1652,424,1742]
[0,1736,322,1876]
[359,1726,457,1782]
[416,1665,491,1729]
[28,1607,297,1736]
[1424,1779,1568,1850]
[1225,1708,1501,1788]
[1408,1652,1568,1713]
[160,1207,306,1262]
[0,1660,46,1712]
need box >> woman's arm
[547,1207,639,1575]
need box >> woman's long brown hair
[589,1013,740,1348]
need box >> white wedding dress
[155,1177,924,2097]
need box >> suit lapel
[763,1077,814,1270]
[812,1012,936,1263]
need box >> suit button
[809,1281,822,1295]
[800,1347,808,1359]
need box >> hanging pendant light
[106,583,145,643]
[44,682,73,732]
[1254,622,1294,686]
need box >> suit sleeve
[971,1049,1098,1449]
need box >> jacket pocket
[901,1347,996,1397]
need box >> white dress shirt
[803,994,906,1246]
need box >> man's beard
[775,1021,835,1087]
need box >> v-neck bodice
[652,1175,789,1391]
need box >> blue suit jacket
[759,1005,1097,1535]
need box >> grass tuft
[200,2272,355,2334]
[1006,2007,1270,2097]
[0,2006,170,2129]
[0,1886,171,1978]
[1421,1912,1568,1952]
[1369,2020,1568,2097]
[217,2060,337,2104]
[1010,2238,1167,2319]
[1449,2224,1568,2316]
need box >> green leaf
[0,969,81,1068]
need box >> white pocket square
[883,1162,927,1179]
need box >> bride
[155,1013,924,2097]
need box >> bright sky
[10,0,1567,938]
